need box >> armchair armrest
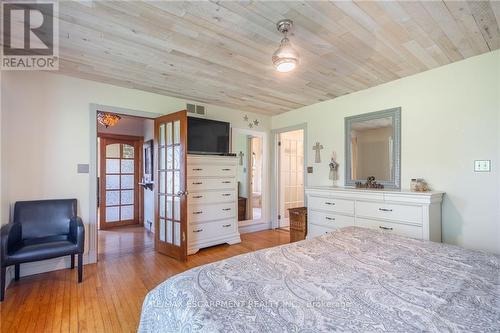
[69,217,85,253]
[1,223,22,265]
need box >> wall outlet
[474,160,491,172]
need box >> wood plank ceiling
[56,1,500,115]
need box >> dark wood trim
[97,133,144,141]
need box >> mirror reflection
[351,117,393,181]
[234,133,263,221]
[345,108,401,189]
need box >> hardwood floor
[0,227,290,333]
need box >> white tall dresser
[186,155,241,254]
[306,186,444,242]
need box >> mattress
[138,227,500,332]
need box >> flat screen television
[187,117,230,155]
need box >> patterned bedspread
[138,227,500,332]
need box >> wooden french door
[154,110,188,261]
[99,135,142,229]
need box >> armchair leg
[14,264,20,281]
[71,254,75,269]
[77,254,83,283]
[1,267,5,302]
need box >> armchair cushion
[5,239,79,266]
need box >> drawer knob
[222,224,232,228]
[193,229,203,233]
[222,181,231,184]
[192,195,203,199]
[193,211,203,215]
[221,193,231,197]
[192,182,203,185]
[325,216,335,221]
[379,226,393,231]
[379,208,393,212]
[192,168,203,171]
[222,168,231,171]
[222,208,231,211]
[325,202,335,206]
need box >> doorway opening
[96,113,155,260]
[277,129,305,230]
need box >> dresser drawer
[308,196,354,215]
[309,210,354,229]
[356,201,422,224]
[189,203,235,223]
[308,224,335,238]
[189,219,237,243]
[187,178,235,191]
[356,218,423,239]
[188,190,236,204]
[187,164,236,178]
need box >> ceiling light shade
[272,19,299,73]
[97,112,121,128]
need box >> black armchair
[0,199,85,301]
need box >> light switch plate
[77,164,90,174]
[474,160,491,172]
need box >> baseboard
[238,221,272,234]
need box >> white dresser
[306,186,444,242]
[187,155,241,255]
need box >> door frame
[270,123,308,230]
[97,133,143,230]
[89,104,160,264]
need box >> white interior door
[278,130,304,228]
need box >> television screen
[187,117,230,154]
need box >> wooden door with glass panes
[99,136,141,229]
[155,110,187,261]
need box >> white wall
[1,71,271,276]
[272,50,500,254]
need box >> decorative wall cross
[313,142,323,163]
[238,151,244,165]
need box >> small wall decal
[242,114,260,129]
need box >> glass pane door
[99,137,140,229]
[155,110,187,261]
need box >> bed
[139,227,500,332]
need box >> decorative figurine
[329,152,339,181]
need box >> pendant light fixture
[272,19,299,73]
[97,112,121,128]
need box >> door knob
[177,190,188,196]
